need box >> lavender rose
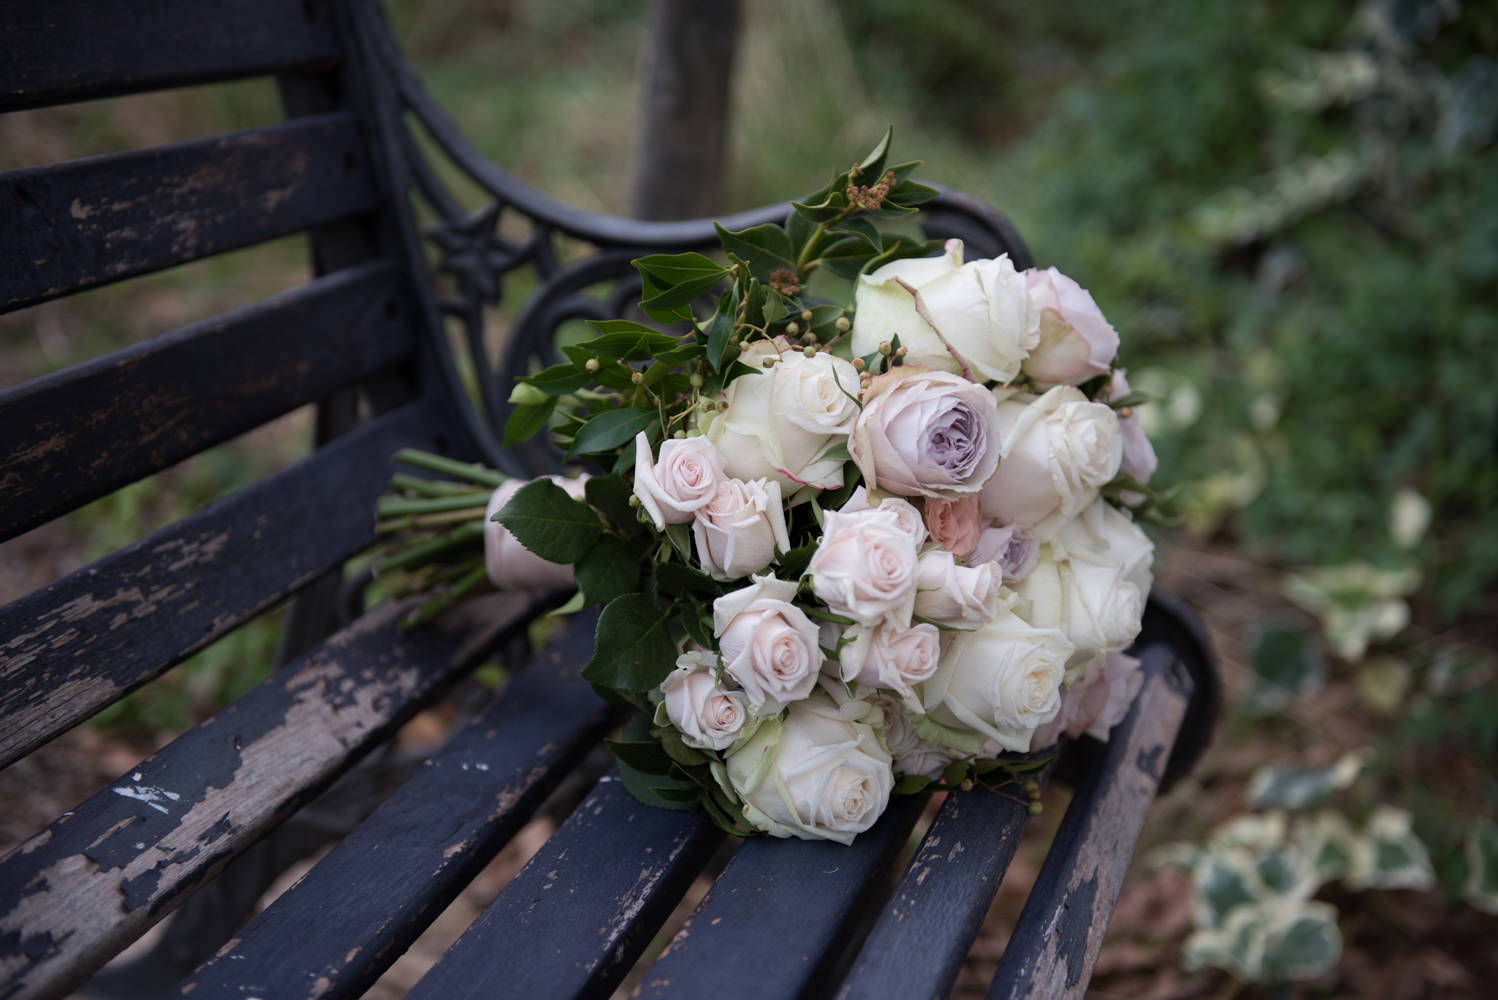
[849,367,1003,500]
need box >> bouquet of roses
[374,133,1164,845]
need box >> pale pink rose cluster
[620,245,1162,844]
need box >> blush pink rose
[633,431,723,530]
[839,488,927,548]
[837,621,941,711]
[849,368,1003,500]
[661,650,750,751]
[913,549,1003,629]
[808,507,920,628]
[923,495,982,559]
[1021,267,1119,387]
[713,576,822,715]
[692,477,790,580]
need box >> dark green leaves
[633,252,731,320]
[716,222,796,278]
[583,594,678,692]
[568,407,658,458]
[495,479,603,563]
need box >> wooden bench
[0,2,1220,998]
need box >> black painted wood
[179,611,618,1000]
[411,775,722,1000]
[0,402,447,769]
[0,589,543,1000]
[0,113,376,314]
[986,645,1192,1000]
[0,262,415,542]
[633,794,927,1000]
[835,769,1054,1000]
[0,0,338,113]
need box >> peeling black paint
[1136,744,1164,780]
[1055,870,1099,989]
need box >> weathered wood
[0,590,541,1000]
[179,611,619,1000]
[0,0,339,112]
[0,402,449,770]
[410,776,722,1000]
[630,0,741,220]
[0,113,376,314]
[0,262,415,541]
[634,794,927,999]
[835,767,1054,1000]
[985,645,1192,1000]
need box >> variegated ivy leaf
[1295,810,1362,884]
[1283,562,1419,662]
[1252,845,1320,903]
[1257,899,1342,982]
[1209,811,1289,852]
[1462,821,1498,916]
[1191,853,1261,930]
[1348,806,1435,891]
[1183,905,1268,979]
[1246,749,1370,811]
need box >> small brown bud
[630,371,644,384]
[852,357,865,371]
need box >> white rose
[1058,499,1154,598]
[632,432,722,531]
[807,507,920,628]
[849,367,1004,500]
[920,609,1072,752]
[660,650,750,751]
[1014,538,1144,670]
[1021,267,1120,387]
[483,476,587,591]
[703,345,860,494]
[692,477,790,580]
[839,487,927,548]
[868,693,955,781]
[837,621,941,711]
[978,385,1122,539]
[722,692,894,844]
[913,549,1003,629]
[851,239,1038,384]
[1031,651,1143,748]
[713,575,822,714]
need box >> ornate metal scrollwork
[350,0,1032,477]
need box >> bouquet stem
[392,448,508,489]
[374,520,485,576]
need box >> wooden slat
[986,645,1192,1000]
[0,589,543,1000]
[0,0,340,112]
[835,767,1053,1000]
[0,262,416,541]
[634,794,927,1000]
[410,777,722,1000]
[0,113,376,313]
[0,402,446,769]
[180,611,618,1000]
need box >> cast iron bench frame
[0,2,1219,998]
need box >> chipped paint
[111,783,182,815]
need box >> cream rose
[978,385,1122,538]
[851,239,1038,384]
[1031,651,1143,748]
[850,368,1003,500]
[807,507,920,628]
[722,692,894,844]
[837,621,941,711]
[714,575,822,715]
[1058,499,1154,599]
[1021,267,1120,387]
[920,609,1072,752]
[923,495,981,559]
[632,432,722,531]
[692,477,790,580]
[869,693,956,781]
[703,345,859,493]
[1014,538,1145,670]
[913,549,1003,629]
[483,476,588,591]
[660,650,751,751]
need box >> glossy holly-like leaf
[494,478,602,564]
[567,407,659,458]
[584,594,678,692]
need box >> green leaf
[1246,749,1368,811]
[576,536,638,606]
[786,208,815,257]
[580,323,683,361]
[653,561,722,596]
[857,127,893,177]
[819,234,882,279]
[1242,619,1325,717]
[568,407,659,458]
[502,397,556,447]
[584,594,678,692]
[495,479,602,563]
[584,475,637,532]
[775,543,818,581]
[614,754,700,812]
[634,252,731,312]
[716,223,796,278]
[703,295,736,371]
[1258,902,1342,982]
[521,363,593,395]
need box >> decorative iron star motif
[427,202,518,305]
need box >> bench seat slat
[0,590,541,1000]
[0,402,445,769]
[410,776,722,1000]
[0,261,416,541]
[633,794,927,1000]
[0,113,376,314]
[0,0,339,113]
[834,770,1051,1000]
[986,645,1192,1000]
[179,611,617,1000]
